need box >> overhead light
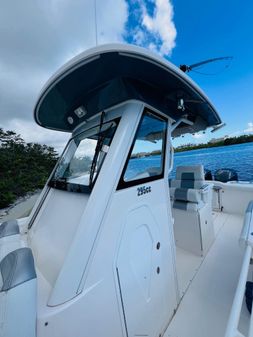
[177,98,185,111]
[67,116,74,125]
[74,106,87,118]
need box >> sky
[1,0,253,151]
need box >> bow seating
[170,165,214,256]
[0,220,20,238]
[0,219,37,337]
[0,219,23,263]
[0,247,37,337]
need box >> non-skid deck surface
[176,246,203,298]
[176,211,229,298]
[166,212,249,337]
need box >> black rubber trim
[48,180,91,194]
[48,117,120,194]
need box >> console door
[115,110,177,337]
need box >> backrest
[171,165,205,189]
[0,248,37,337]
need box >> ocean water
[173,142,253,181]
[125,155,163,181]
[126,142,253,182]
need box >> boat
[0,43,253,337]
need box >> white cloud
[96,0,128,44]
[0,0,177,152]
[192,133,204,139]
[0,0,128,149]
[244,122,253,133]
[3,118,69,154]
[133,29,145,45]
[229,122,253,138]
[228,131,240,137]
[141,0,177,55]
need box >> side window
[118,110,167,189]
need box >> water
[172,142,253,181]
[126,143,253,182]
[125,156,162,181]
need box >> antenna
[180,56,233,73]
[94,0,98,46]
[211,123,226,133]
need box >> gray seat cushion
[170,165,207,211]
[170,187,201,203]
[170,179,204,189]
[246,201,253,213]
[0,248,36,292]
[175,165,204,181]
[0,220,20,238]
[173,200,204,212]
[171,165,205,189]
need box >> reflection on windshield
[123,112,167,182]
[49,119,118,193]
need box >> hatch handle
[168,139,174,174]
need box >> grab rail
[168,142,174,174]
[168,137,174,174]
[224,201,253,337]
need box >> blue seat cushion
[0,220,19,238]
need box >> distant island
[131,149,162,159]
[175,134,253,152]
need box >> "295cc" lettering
[137,186,151,196]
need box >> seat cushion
[176,165,204,181]
[170,187,201,203]
[170,179,204,190]
[0,248,36,291]
[171,165,205,189]
[0,220,19,238]
[173,200,204,212]
[0,248,37,337]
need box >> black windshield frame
[117,109,168,190]
[48,117,120,194]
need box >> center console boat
[0,44,252,337]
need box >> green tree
[0,128,58,208]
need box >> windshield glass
[49,119,119,193]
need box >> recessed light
[67,116,74,125]
[74,106,87,118]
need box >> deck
[165,211,250,337]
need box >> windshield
[49,119,119,193]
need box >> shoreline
[175,138,253,153]
[0,190,41,223]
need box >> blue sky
[124,0,253,147]
[1,0,253,151]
